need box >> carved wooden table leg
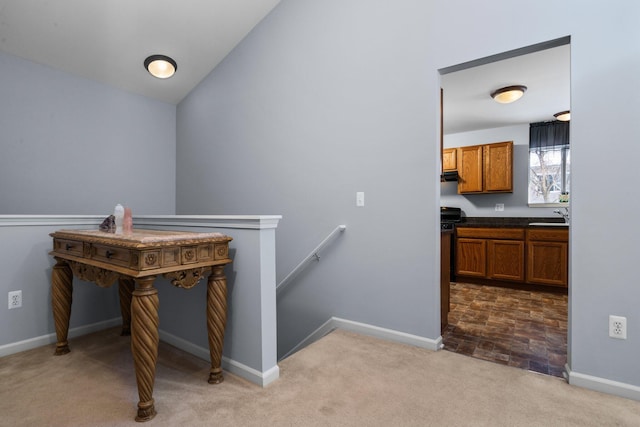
[207,265,228,384]
[131,276,159,422]
[52,258,73,355]
[118,277,134,336]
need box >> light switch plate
[356,192,365,207]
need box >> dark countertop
[455,217,566,228]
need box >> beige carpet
[1,328,639,426]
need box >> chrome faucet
[553,207,570,224]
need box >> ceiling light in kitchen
[490,85,527,104]
[554,110,571,121]
[144,55,177,79]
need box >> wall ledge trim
[0,214,282,229]
[566,364,640,401]
[135,215,282,229]
[0,215,104,227]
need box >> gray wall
[0,219,121,351]
[177,0,438,357]
[442,124,562,218]
[0,51,177,215]
[177,0,640,392]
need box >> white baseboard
[280,316,442,361]
[566,364,640,401]
[223,356,280,387]
[0,319,278,388]
[159,329,279,387]
[332,317,442,351]
[0,318,121,357]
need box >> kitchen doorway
[438,38,570,378]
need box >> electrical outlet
[609,315,627,339]
[8,290,22,309]
[495,203,504,212]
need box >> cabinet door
[458,145,483,193]
[484,141,513,192]
[443,148,458,171]
[527,240,568,287]
[456,238,486,277]
[487,239,524,281]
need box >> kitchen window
[528,120,570,205]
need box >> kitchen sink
[528,222,569,227]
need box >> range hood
[440,171,459,182]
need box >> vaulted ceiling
[0,0,281,104]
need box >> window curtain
[529,121,570,150]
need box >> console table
[49,229,233,422]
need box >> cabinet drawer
[456,227,524,240]
[527,229,568,242]
[53,238,85,257]
[92,244,131,267]
[139,250,162,270]
[214,243,229,260]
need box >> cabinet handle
[65,244,72,251]
[106,250,113,259]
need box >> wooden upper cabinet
[484,141,513,192]
[458,145,484,193]
[457,141,513,194]
[442,148,458,172]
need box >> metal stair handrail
[276,224,346,294]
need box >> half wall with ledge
[0,214,282,387]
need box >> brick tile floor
[442,282,568,377]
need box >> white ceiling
[441,44,570,135]
[0,0,281,104]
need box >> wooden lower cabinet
[456,238,486,277]
[526,229,568,287]
[455,226,568,288]
[487,239,524,281]
[455,227,524,282]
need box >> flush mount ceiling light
[144,55,177,79]
[554,110,571,121]
[490,85,527,104]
